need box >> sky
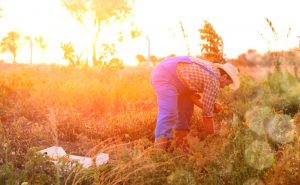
[0,0,299,65]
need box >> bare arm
[190,93,218,135]
[190,94,222,113]
[203,117,214,134]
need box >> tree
[136,54,147,64]
[0,31,20,64]
[104,57,124,72]
[34,36,47,62]
[24,35,47,64]
[62,0,89,64]
[128,25,152,68]
[62,0,87,26]
[24,36,33,64]
[34,36,47,51]
[62,0,132,66]
[199,21,225,63]
[98,43,117,65]
[130,27,142,39]
[150,55,159,66]
[61,42,85,66]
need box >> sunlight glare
[0,0,299,65]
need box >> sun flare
[0,0,299,65]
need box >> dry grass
[0,63,299,184]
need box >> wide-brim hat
[214,62,240,90]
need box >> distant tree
[23,35,47,64]
[24,36,33,64]
[34,36,47,62]
[62,0,132,66]
[98,43,117,66]
[129,25,152,68]
[130,27,142,39]
[136,54,173,66]
[150,55,158,65]
[0,31,20,64]
[61,42,75,65]
[61,42,84,66]
[34,36,47,51]
[167,54,176,58]
[104,57,124,72]
[136,54,147,64]
[135,54,161,66]
[199,20,225,63]
[62,0,87,26]
[62,0,88,64]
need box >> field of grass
[0,63,299,185]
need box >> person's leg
[151,83,178,150]
[153,83,178,139]
[176,94,194,130]
[151,65,179,141]
[150,65,180,150]
[173,94,194,150]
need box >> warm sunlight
[0,0,299,65]
[1,1,300,184]
[133,0,300,58]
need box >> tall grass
[0,64,299,184]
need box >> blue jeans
[151,65,194,139]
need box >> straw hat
[214,62,240,90]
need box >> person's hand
[214,102,222,113]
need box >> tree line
[0,0,230,69]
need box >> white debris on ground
[38,146,109,169]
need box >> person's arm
[203,117,214,134]
[190,94,222,113]
[191,93,215,135]
[190,94,202,108]
[201,80,219,135]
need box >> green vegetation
[0,64,299,184]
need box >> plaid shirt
[176,57,220,117]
